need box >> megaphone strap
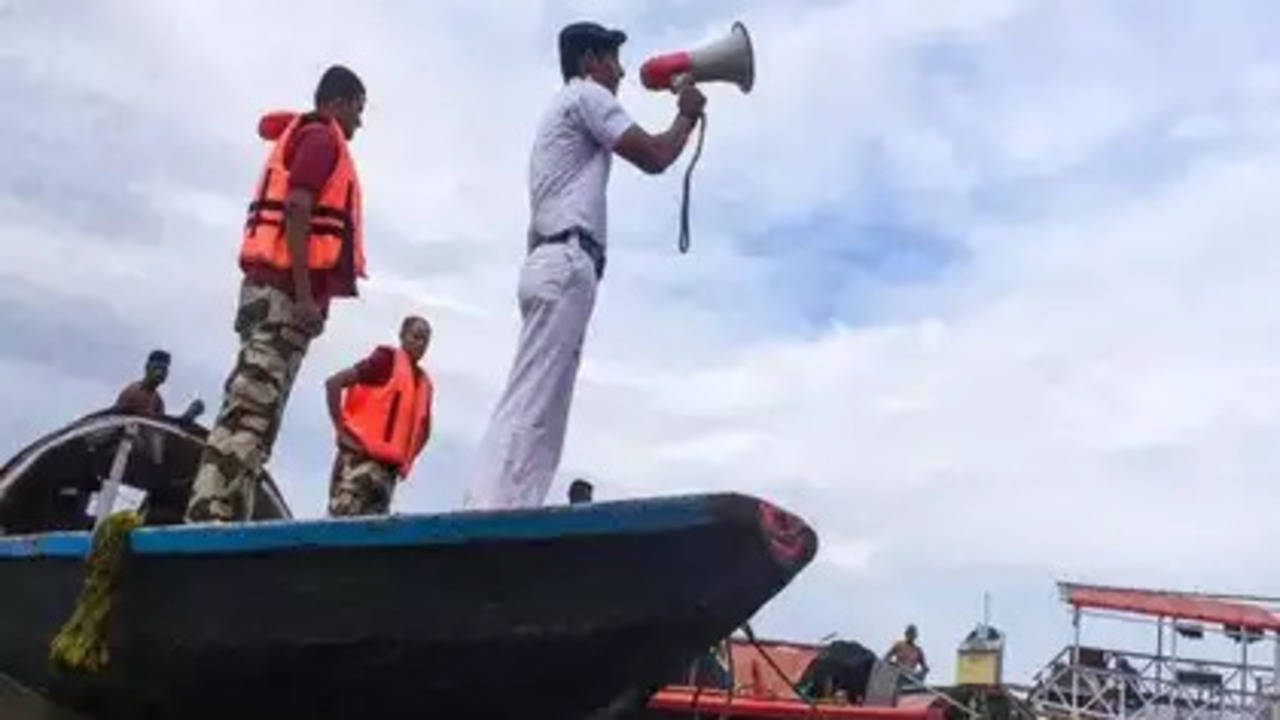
[679,113,707,255]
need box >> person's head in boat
[568,478,593,504]
[315,64,366,140]
[143,349,171,389]
[400,315,431,364]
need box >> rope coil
[49,510,143,673]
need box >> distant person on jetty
[186,65,369,523]
[885,624,929,683]
[325,316,434,517]
[465,22,706,510]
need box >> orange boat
[646,638,949,720]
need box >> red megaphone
[640,22,754,93]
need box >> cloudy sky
[5,0,1280,683]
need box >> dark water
[0,672,94,720]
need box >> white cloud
[820,537,879,572]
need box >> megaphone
[639,22,755,256]
[640,21,754,93]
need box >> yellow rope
[48,510,143,673]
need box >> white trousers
[465,242,599,510]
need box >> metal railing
[1029,646,1280,720]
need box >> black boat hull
[1,493,816,719]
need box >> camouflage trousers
[327,446,397,517]
[185,281,314,522]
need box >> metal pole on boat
[1272,630,1279,719]
[1156,616,1164,697]
[1243,630,1250,708]
[1072,605,1081,718]
[92,423,137,533]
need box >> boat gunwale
[0,493,786,560]
[0,410,292,526]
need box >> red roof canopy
[1063,583,1280,631]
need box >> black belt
[528,228,605,280]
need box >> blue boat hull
[0,493,816,719]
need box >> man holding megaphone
[465,21,706,510]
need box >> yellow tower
[955,623,1005,686]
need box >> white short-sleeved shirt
[528,77,634,247]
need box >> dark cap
[559,22,627,52]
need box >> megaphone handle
[671,73,693,93]
[678,112,707,255]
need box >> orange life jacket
[239,110,366,279]
[340,347,432,478]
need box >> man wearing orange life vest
[325,316,434,516]
[185,65,368,523]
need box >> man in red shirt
[185,65,368,523]
[325,316,433,516]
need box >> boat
[0,408,291,533]
[644,636,950,720]
[0,410,817,719]
[647,688,948,720]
